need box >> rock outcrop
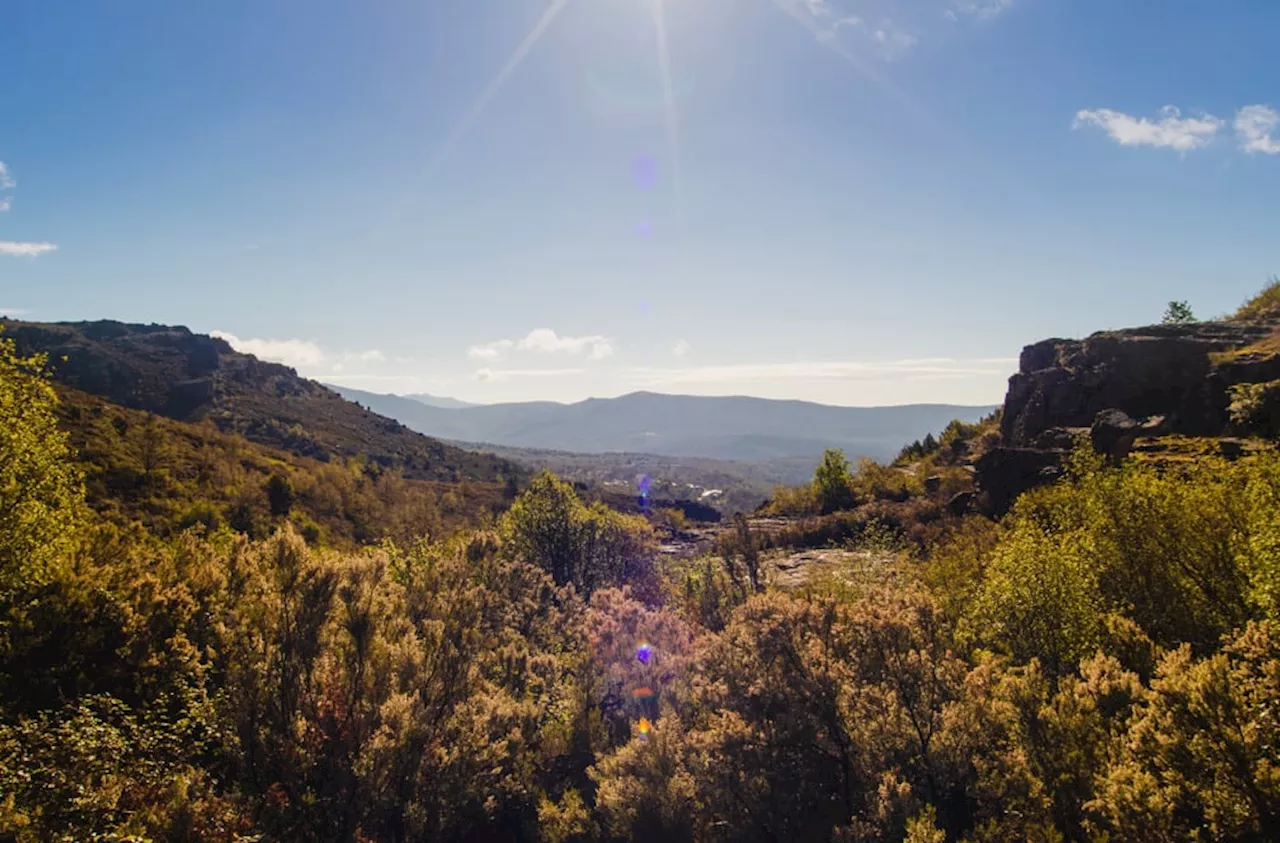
[977,318,1280,514]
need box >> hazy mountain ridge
[329,385,997,463]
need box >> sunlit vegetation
[4,333,1280,841]
[1233,274,1280,321]
[55,386,515,548]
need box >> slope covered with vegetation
[1,319,519,484]
[3,294,1280,840]
[54,386,514,547]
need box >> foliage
[57,386,505,547]
[6,341,1280,840]
[0,334,86,601]
[1161,300,1197,325]
[1227,379,1280,436]
[501,471,658,598]
[813,448,857,514]
[1233,275,1280,321]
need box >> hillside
[1,319,520,484]
[330,385,996,463]
[53,386,513,546]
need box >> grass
[1232,277,1280,322]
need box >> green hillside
[1,318,518,484]
[55,385,514,547]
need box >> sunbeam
[428,0,570,173]
[653,0,683,219]
[769,0,940,131]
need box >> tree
[0,334,85,600]
[1161,300,1197,325]
[814,448,857,514]
[500,471,656,595]
[265,473,295,517]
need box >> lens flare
[637,716,652,741]
[637,642,653,664]
[632,686,655,702]
[632,155,658,190]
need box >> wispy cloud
[622,357,1017,386]
[778,0,1015,60]
[468,329,614,361]
[672,339,690,357]
[0,307,29,316]
[0,241,58,257]
[1073,106,1224,152]
[474,367,585,382]
[0,163,14,212]
[1235,105,1280,155]
[873,25,918,52]
[467,339,515,361]
[946,0,1014,22]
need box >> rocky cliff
[976,317,1280,513]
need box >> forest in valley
[2,322,1280,843]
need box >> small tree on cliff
[1162,300,1197,325]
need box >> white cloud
[0,198,10,213]
[0,241,57,257]
[468,329,614,361]
[1235,105,1280,155]
[672,339,691,357]
[209,331,387,374]
[947,0,1013,21]
[0,307,29,316]
[211,331,326,368]
[1073,106,1224,152]
[474,367,585,382]
[518,328,614,359]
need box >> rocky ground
[765,547,904,590]
[657,516,907,590]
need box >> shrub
[1233,275,1280,321]
[814,448,858,514]
[1227,379,1280,436]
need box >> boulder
[974,447,1066,516]
[946,491,976,517]
[1090,409,1139,464]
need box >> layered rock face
[977,319,1279,514]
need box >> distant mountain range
[405,392,479,409]
[328,386,997,464]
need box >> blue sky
[1,0,1277,406]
